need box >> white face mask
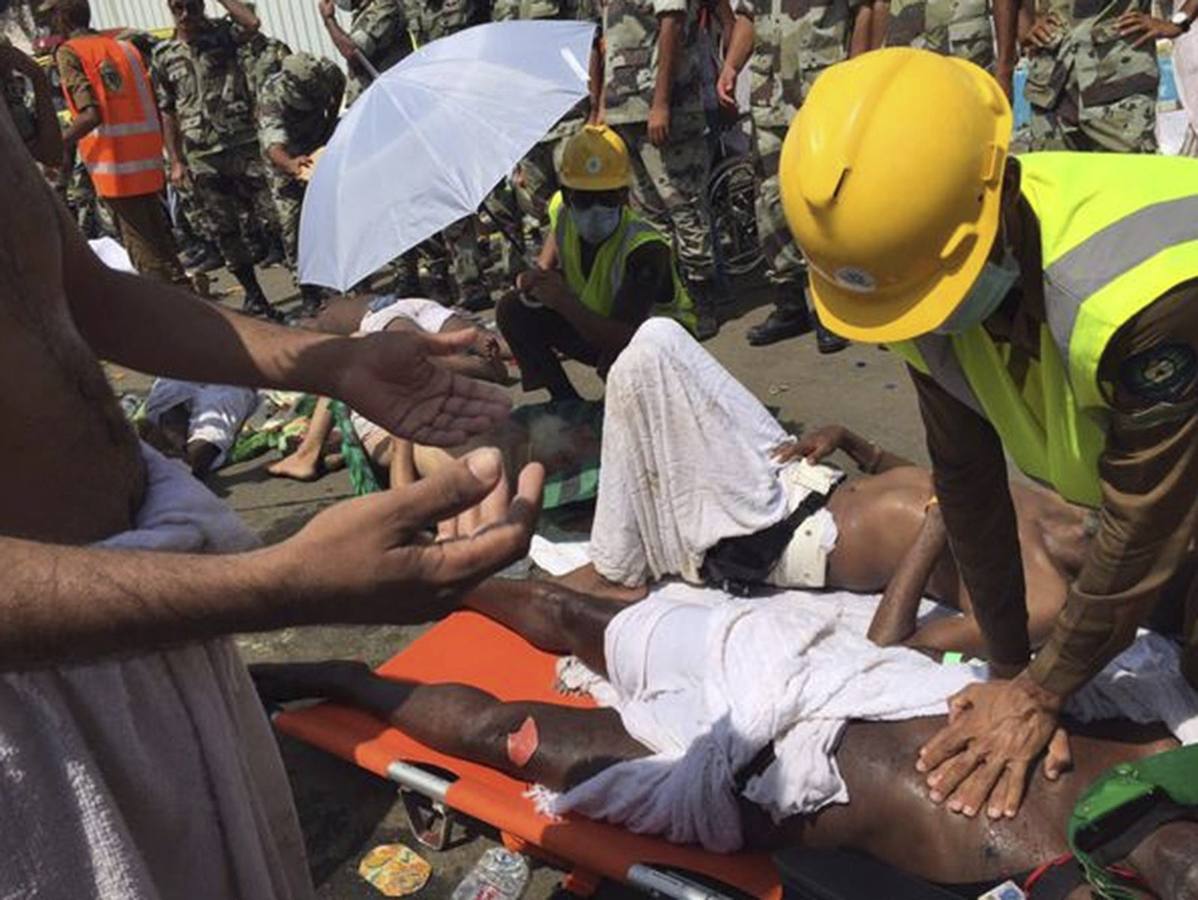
[934,246,1020,336]
[571,204,622,245]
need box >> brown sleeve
[1027,282,1198,696]
[911,366,1032,668]
[55,46,97,113]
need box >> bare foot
[547,564,648,604]
[267,451,324,482]
[249,660,373,705]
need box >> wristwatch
[1171,9,1192,31]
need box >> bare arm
[320,0,364,64]
[266,141,304,176]
[0,454,543,671]
[588,37,604,122]
[991,0,1018,98]
[648,12,684,144]
[849,3,873,56]
[870,0,890,48]
[868,503,948,646]
[218,0,261,33]
[60,106,99,147]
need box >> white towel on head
[541,579,1198,853]
[0,445,313,900]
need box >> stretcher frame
[272,611,783,900]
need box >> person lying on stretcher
[252,575,1198,895]
[555,318,1098,659]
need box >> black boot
[232,265,283,322]
[188,242,224,274]
[260,239,286,269]
[747,304,811,346]
[813,315,849,355]
[298,284,325,318]
[456,286,495,312]
[687,280,720,341]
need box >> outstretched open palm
[335,328,512,447]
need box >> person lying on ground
[556,318,1095,660]
[0,96,540,899]
[138,377,259,478]
[495,124,698,402]
[269,293,510,483]
[252,576,1198,894]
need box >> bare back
[0,116,143,543]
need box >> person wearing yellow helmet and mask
[781,48,1198,822]
[496,123,697,402]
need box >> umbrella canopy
[299,20,595,292]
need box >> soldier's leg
[1080,92,1159,153]
[442,215,492,311]
[515,139,560,246]
[271,174,324,315]
[617,116,720,338]
[193,153,277,320]
[105,193,189,286]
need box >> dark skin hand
[1115,9,1183,48]
[1019,9,1064,49]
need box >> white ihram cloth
[0,445,313,900]
[144,378,260,468]
[540,580,1198,853]
[590,319,837,587]
[352,296,455,447]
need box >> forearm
[849,4,873,56]
[555,297,637,357]
[992,0,1018,76]
[838,426,914,472]
[60,207,352,395]
[218,0,260,32]
[589,40,604,120]
[653,13,684,109]
[870,0,890,49]
[869,506,947,646]
[913,368,1031,670]
[724,13,754,73]
[61,106,100,147]
[322,12,361,63]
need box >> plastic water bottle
[451,847,530,900]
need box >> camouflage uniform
[345,0,413,106]
[236,30,292,101]
[737,0,855,295]
[418,0,494,302]
[257,52,345,267]
[1020,0,1158,152]
[603,0,716,285]
[1,37,38,149]
[493,0,597,237]
[885,0,995,70]
[152,18,276,270]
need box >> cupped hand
[282,449,544,622]
[916,676,1070,819]
[334,328,512,447]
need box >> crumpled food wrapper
[358,843,432,897]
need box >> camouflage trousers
[752,118,807,314]
[188,146,279,270]
[514,137,565,237]
[613,113,716,284]
[440,216,484,295]
[270,170,306,270]
[1019,90,1158,153]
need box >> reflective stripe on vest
[897,153,1198,507]
[548,192,697,332]
[62,35,165,198]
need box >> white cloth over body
[144,378,261,468]
[351,297,455,446]
[548,582,1198,853]
[591,318,805,586]
[0,446,313,900]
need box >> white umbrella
[298,20,595,292]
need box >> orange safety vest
[61,34,165,198]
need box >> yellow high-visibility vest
[895,152,1198,507]
[549,192,696,333]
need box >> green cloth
[330,399,382,496]
[510,398,603,511]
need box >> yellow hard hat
[779,48,1012,343]
[559,124,632,191]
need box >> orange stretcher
[273,610,783,899]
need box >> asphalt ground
[107,257,932,900]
